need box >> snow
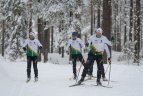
[74,7,82,14]
[81,25,91,34]
[48,3,64,13]
[0,52,143,96]
[83,0,90,6]
[21,0,28,3]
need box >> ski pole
[75,57,85,83]
[76,63,83,83]
[100,59,109,76]
[108,61,111,85]
[105,64,110,74]
[107,46,112,85]
[107,37,113,85]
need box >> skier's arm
[37,39,43,49]
[104,44,111,58]
[103,36,112,46]
[104,44,111,63]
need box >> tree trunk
[43,28,49,63]
[90,0,93,35]
[43,22,50,63]
[112,1,117,51]
[61,47,64,58]
[58,20,62,55]
[2,20,5,57]
[102,0,112,64]
[124,22,127,46]
[134,0,140,64]
[51,26,54,53]
[28,0,32,33]
[59,47,61,54]
[37,18,43,61]
[48,28,50,53]
[129,0,133,41]
[97,0,101,27]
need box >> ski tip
[93,84,113,88]
[35,80,39,82]
[26,81,30,83]
[69,83,84,87]
[102,85,113,88]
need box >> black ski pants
[88,61,105,78]
[71,54,85,75]
[81,53,104,81]
[27,56,38,78]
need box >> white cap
[29,32,35,37]
[96,28,103,33]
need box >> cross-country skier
[23,32,42,82]
[87,45,110,81]
[78,28,112,85]
[87,34,111,81]
[66,32,85,79]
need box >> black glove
[108,58,111,64]
[39,46,42,49]
[66,51,69,55]
[85,43,89,47]
[23,47,26,51]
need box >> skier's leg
[33,56,38,78]
[96,55,103,85]
[78,54,85,65]
[102,64,105,78]
[82,60,94,77]
[87,61,94,76]
[101,62,108,81]
[78,54,95,84]
[27,56,32,78]
[71,55,77,78]
[77,53,94,77]
[77,54,85,77]
[77,60,94,84]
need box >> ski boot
[26,77,31,82]
[73,74,77,80]
[35,77,38,82]
[88,74,94,80]
[102,77,108,81]
[77,77,84,85]
[96,80,102,86]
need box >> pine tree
[102,0,112,63]
[0,0,28,60]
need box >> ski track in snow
[0,55,143,96]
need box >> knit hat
[72,32,78,37]
[95,28,103,33]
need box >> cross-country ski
[69,83,84,87]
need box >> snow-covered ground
[0,52,143,96]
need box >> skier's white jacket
[88,35,112,58]
[23,39,42,56]
[66,38,85,55]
